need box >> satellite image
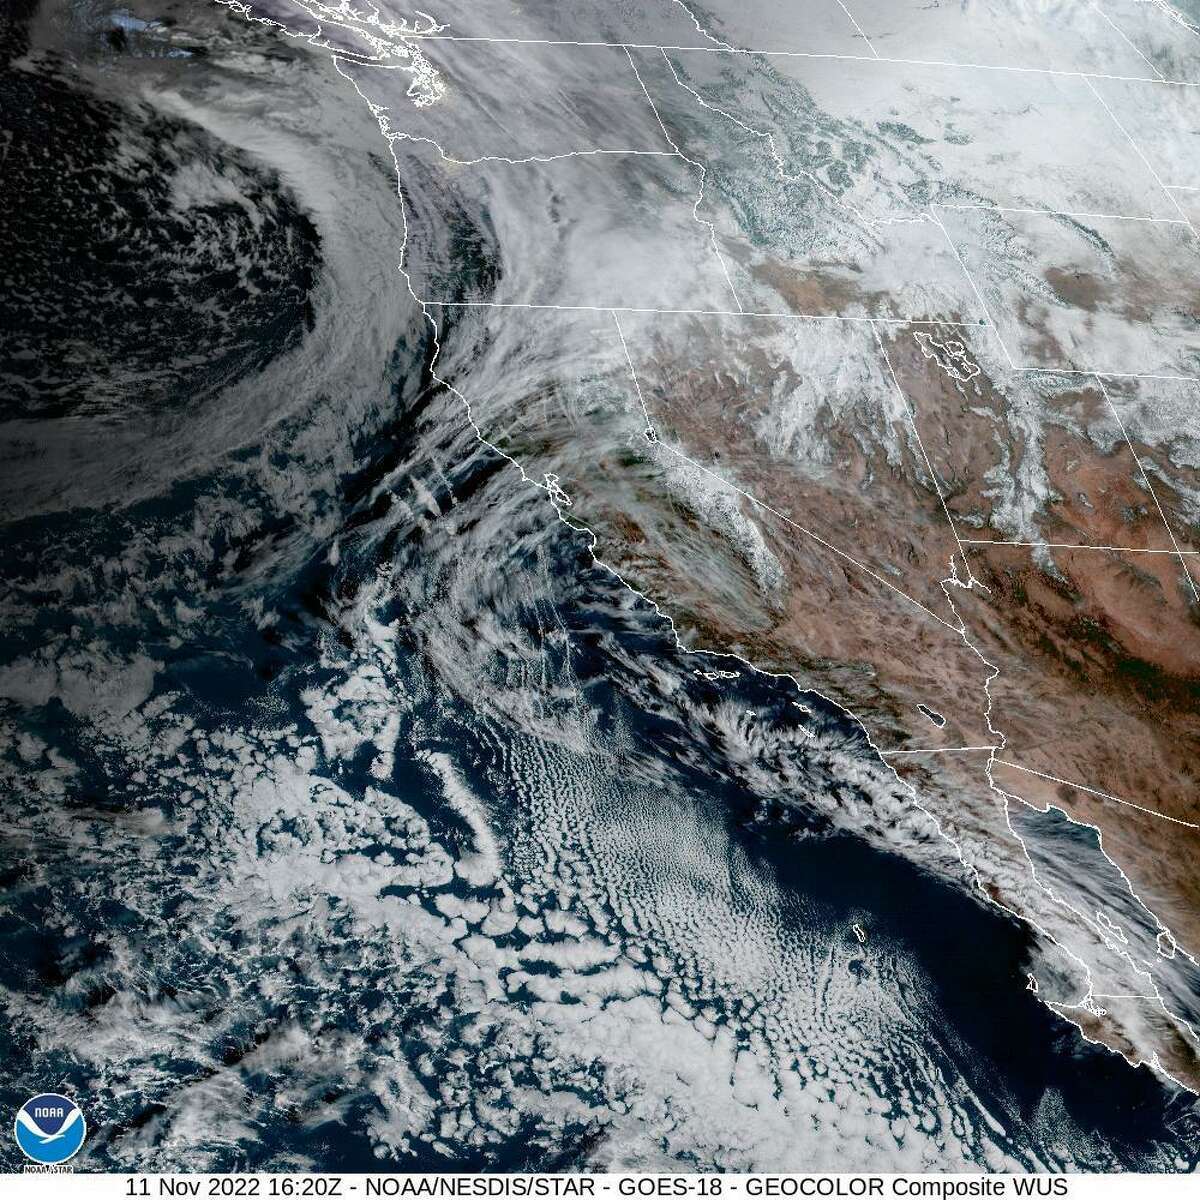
[3,0,1200,1177]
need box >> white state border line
[1092,1,1167,82]
[925,206,1019,369]
[422,299,987,326]
[1096,375,1200,601]
[390,142,680,166]
[621,46,745,313]
[402,33,1200,86]
[1084,74,1200,233]
[881,745,1001,755]
[833,0,878,58]
[669,0,730,50]
[935,202,1189,224]
[994,759,1200,829]
[1017,364,1200,382]
[961,538,1200,555]
[874,323,978,584]
[430,302,1200,384]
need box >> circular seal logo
[13,1094,86,1165]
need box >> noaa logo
[13,1094,86,1165]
